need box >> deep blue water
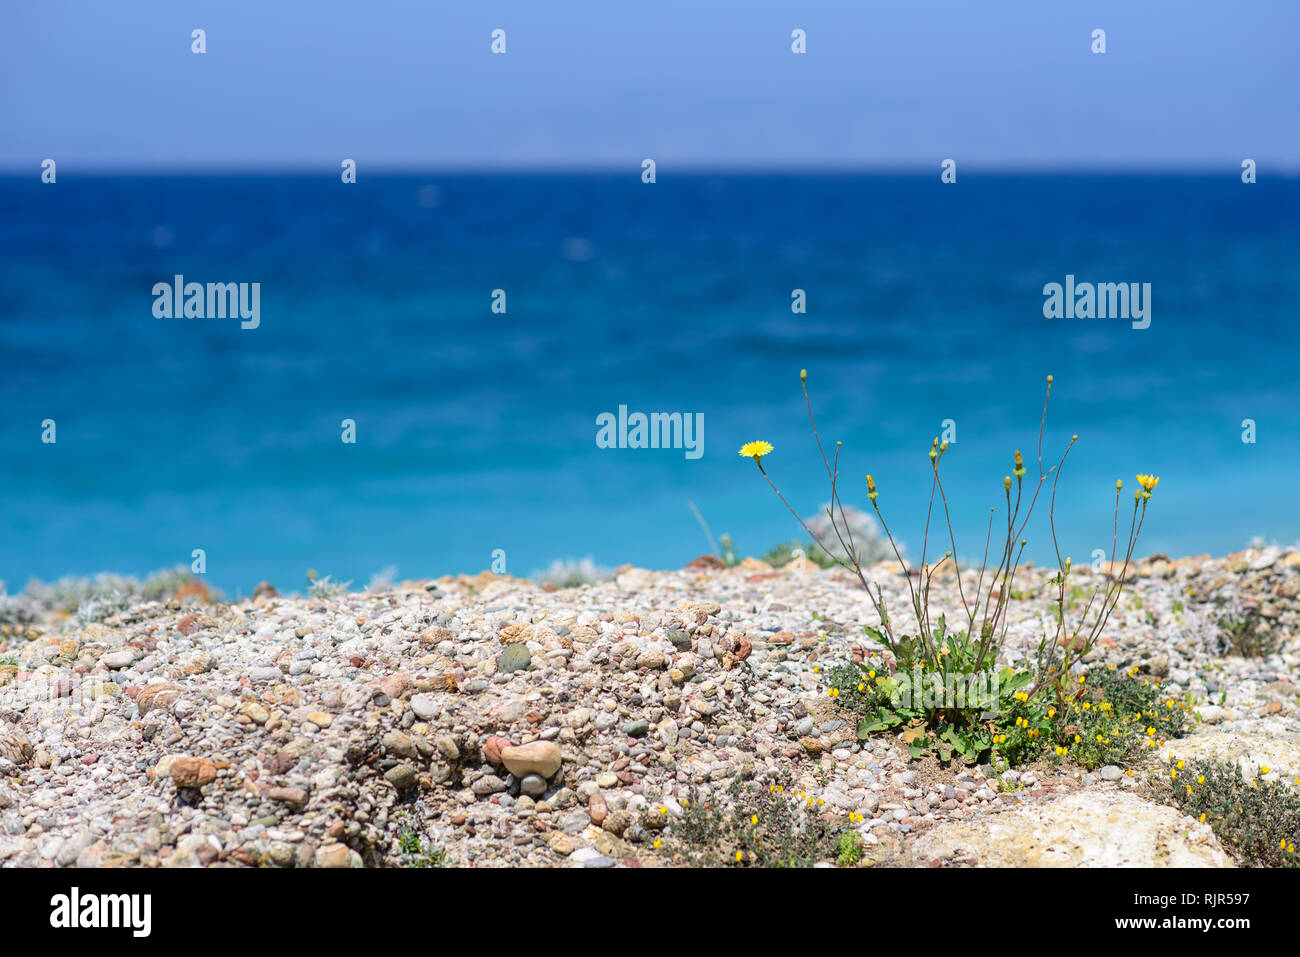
[1,173,1297,595]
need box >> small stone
[623,719,649,738]
[472,774,507,796]
[499,644,532,673]
[501,741,562,779]
[1100,765,1123,782]
[483,735,513,765]
[317,844,352,868]
[384,765,417,791]
[267,786,308,806]
[434,734,460,762]
[520,774,547,797]
[241,702,270,725]
[166,756,217,789]
[410,694,438,721]
[102,649,136,669]
[636,651,666,670]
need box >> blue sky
[1,0,1297,170]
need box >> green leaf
[856,713,902,739]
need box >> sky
[1,0,1297,171]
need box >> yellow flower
[1197,775,1205,784]
[653,838,661,848]
[1260,766,1271,775]
[1136,473,1159,493]
[735,850,744,863]
[751,814,758,826]
[1047,707,1056,718]
[739,441,774,462]
[1199,814,1207,823]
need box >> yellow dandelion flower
[1136,474,1160,492]
[739,441,774,462]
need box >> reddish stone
[173,581,211,603]
[483,735,513,765]
[734,635,752,662]
[177,614,199,636]
[375,674,411,700]
[589,793,608,826]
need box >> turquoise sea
[1,172,1297,594]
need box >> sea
[2,172,1297,596]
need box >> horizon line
[4,160,1298,178]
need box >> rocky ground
[1,546,1297,868]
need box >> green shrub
[744,373,1159,766]
[1059,667,1194,770]
[1162,756,1299,867]
[671,777,847,867]
[1216,606,1281,658]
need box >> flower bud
[800,368,807,382]
[1003,476,1012,490]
